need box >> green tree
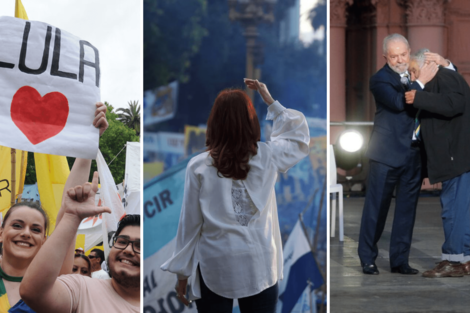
[88,102,140,183]
[25,101,139,185]
[144,0,208,89]
[24,152,36,185]
[117,101,141,136]
[105,101,115,114]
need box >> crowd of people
[0,102,140,313]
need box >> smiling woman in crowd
[73,254,92,278]
[0,102,108,312]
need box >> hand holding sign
[0,16,101,159]
[93,102,108,137]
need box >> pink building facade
[330,0,470,143]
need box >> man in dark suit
[357,34,440,275]
[405,49,470,277]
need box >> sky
[300,0,323,46]
[0,0,142,109]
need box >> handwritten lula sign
[0,16,100,159]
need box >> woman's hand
[64,171,111,222]
[175,278,191,306]
[93,102,108,137]
[244,78,275,105]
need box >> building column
[371,0,390,72]
[400,0,449,54]
[366,0,391,121]
[330,0,353,144]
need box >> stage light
[333,129,365,171]
[331,123,372,193]
[338,130,364,153]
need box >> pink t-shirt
[58,274,139,313]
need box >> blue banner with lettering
[143,135,326,313]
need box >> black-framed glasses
[88,255,97,259]
[113,236,140,254]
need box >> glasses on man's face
[113,236,140,254]
[88,255,97,259]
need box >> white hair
[383,34,410,55]
[411,48,430,68]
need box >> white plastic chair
[329,145,344,241]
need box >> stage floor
[330,196,470,313]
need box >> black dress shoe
[391,264,419,275]
[363,263,379,275]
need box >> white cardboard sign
[0,16,100,159]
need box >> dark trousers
[195,270,278,313]
[358,147,421,268]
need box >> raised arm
[58,102,108,222]
[370,76,422,112]
[57,102,108,276]
[245,79,310,172]
[20,172,111,313]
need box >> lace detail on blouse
[231,180,257,226]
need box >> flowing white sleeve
[266,101,310,172]
[160,160,203,279]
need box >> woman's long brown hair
[206,89,260,180]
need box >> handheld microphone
[400,76,411,91]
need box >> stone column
[330,0,353,144]
[400,0,449,54]
[364,0,391,122]
[371,0,390,72]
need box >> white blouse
[160,101,310,299]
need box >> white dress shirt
[160,101,310,299]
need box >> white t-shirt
[58,274,139,313]
[91,269,110,279]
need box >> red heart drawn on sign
[10,86,69,145]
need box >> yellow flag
[4,0,31,217]
[15,0,29,20]
[0,147,27,215]
[34,153,70,234]
[14,2,71,234]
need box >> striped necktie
[415,111,421,140]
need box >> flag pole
[299,179,327,313]
[14,0,30,208]
[11,149,16,206]
[299,183,326,280]
[307,280,314,313]
[18,151,26,202]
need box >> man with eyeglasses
[19,172,140,313]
